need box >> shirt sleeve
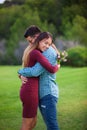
[18,63,45,77]
[31,49,58,73]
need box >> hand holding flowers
[57,50,68,64]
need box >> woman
[19,32,59,130]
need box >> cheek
[38,42,47,51]
[40,45,43,50]
[38,43,42,49]
[32,39,35,43]
[39,45,45,51]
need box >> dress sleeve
[31,49,58,73]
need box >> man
[18,33,60,130]
[24,25,41,45]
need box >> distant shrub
[66,46,87,67]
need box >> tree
[62,15,87,46]
[25,0,62,34]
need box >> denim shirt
[18,46,59,99]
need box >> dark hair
[34,32,53,45]
[24,25,41,38]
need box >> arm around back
[31,49,58,73]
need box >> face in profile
[26,34,39,44]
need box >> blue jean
[39,94,60,130]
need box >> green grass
[0,66,87,130]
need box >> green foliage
[6,4,57,44]
[72,15,87,46]
[66,46,87,67]
[61,4,84,33]
[2,4,57,65]
[63,15,87,46]
[0,0,87,39]
[0,54,19,65]
[0,0,87,65]
[9,0,25,4]
[61,2,87,46]
[25,0,61,33]
[0,7,15,38]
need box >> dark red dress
[20,49,58,118]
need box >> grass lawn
[0,66,87,130]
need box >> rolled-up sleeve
[18,63,45,77]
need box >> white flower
[57,50,68,64]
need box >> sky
[0,0,6,4]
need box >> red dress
[20,49,58,118]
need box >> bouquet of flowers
[57,50,68,64]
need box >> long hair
[22,32,53,67]
[22,43,38,67]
